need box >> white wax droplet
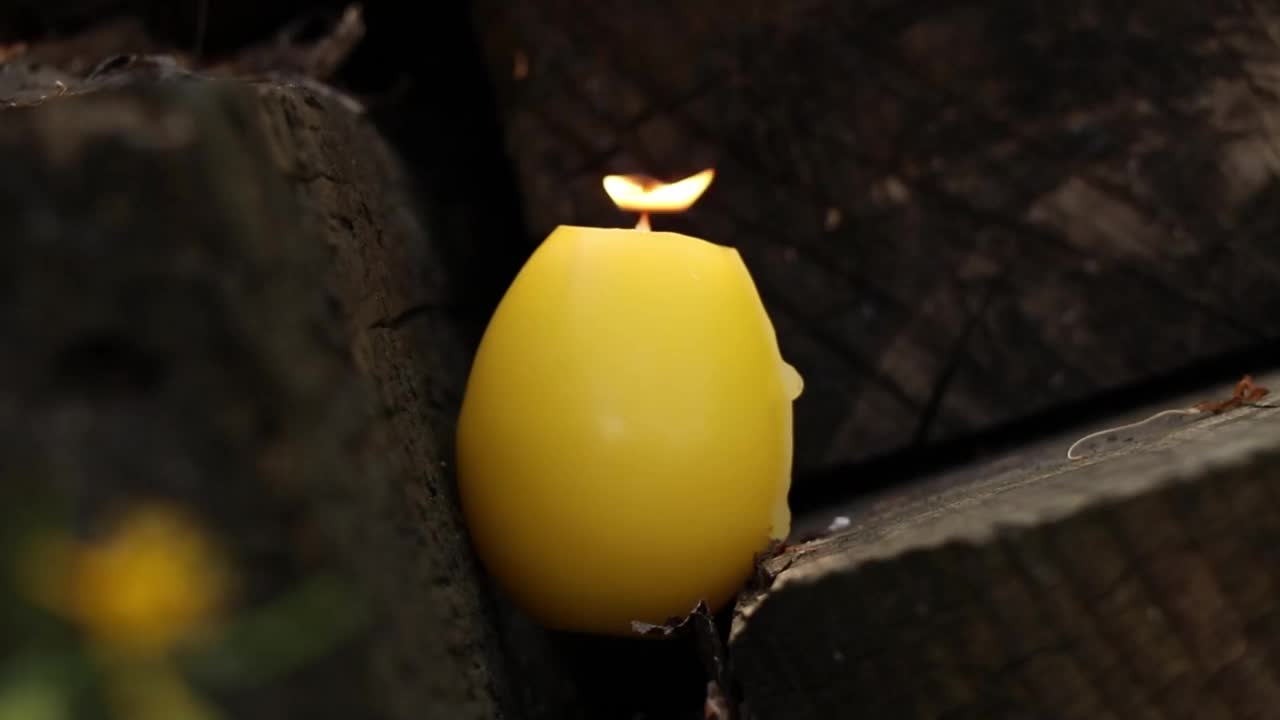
[827,516,851,532]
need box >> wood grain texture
[0,71,522,719]
[732,393,1280,719]
[250,76,593,720]
[250,80,528,720]
[469,0,1280,473]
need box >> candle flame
[602,168,714,231]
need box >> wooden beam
[732,373,1280,719]
[0,67,526,720]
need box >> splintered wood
[1194,374,1270,414]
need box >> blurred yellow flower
[20,501,234,657]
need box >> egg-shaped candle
[455,171,803,637]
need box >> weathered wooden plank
[469,0,1280,474]
[250,73,603,720]
[731,372,1280,719]
[0,69,523,719]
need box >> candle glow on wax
[455,168,803,636]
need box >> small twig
[296,4,365,80]
[200,3,365,81]
[1066,374,1271,461]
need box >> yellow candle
[455,172,802,636]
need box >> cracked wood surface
[470,0,1280,474]
[731,371,1280,719]
[250,75,590,720]
[0,70,529,719]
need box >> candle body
[456,225,802,636]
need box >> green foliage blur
[0,477,369,720]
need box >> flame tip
[601,167,716,216]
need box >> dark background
[4,0,1279,521]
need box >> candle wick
[636,212,651,232]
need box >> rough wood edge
[731,394,1280,719]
